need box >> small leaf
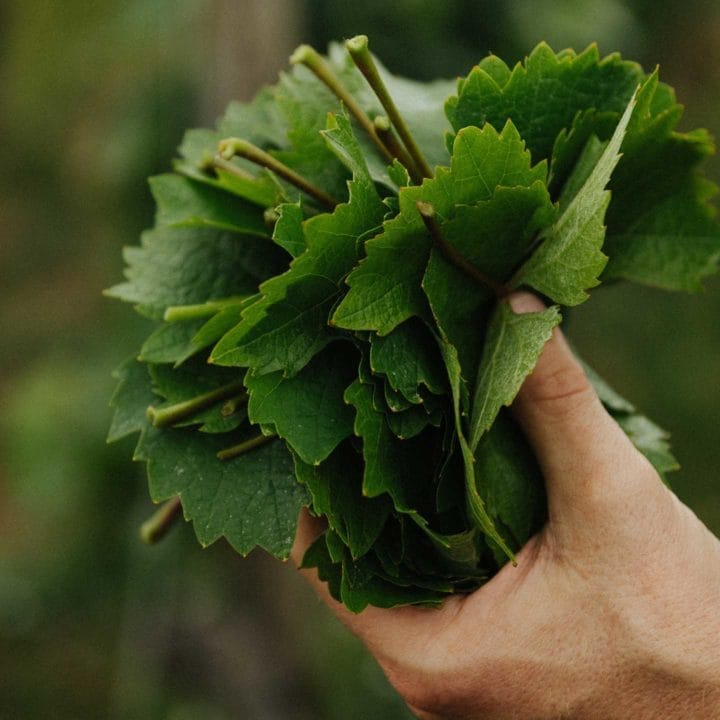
[369,318,446,403]
[150,174,270,237]
[515,91,638,305]
[469,301,561,450]
[245,345,357,465]
[107,359,156,443]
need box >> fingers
[509,293,652,520]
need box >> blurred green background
[1,1,718,717]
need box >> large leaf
[106,226,287,319]
[137,428,308,559]
[446,42,642,162]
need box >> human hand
[292,293,720,720]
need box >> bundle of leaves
[107,37,720,612]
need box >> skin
[291,293,720,720]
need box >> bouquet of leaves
[107,37,720,612]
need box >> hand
[292,293,720,720]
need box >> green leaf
[271,201,306,257]
[422,182,555,372]
[189,302,249,354]
[474,409,546,548]
[339,551,446,613]
[211,115,385,376]
[344,380,439,525]
[437,339,514,561]
[148,358,245,433]
[515,91,637,305]
[603,71,720,290]
[333,121,546,335]
[384,403,433,440]
[272,64,351,203]
[294,443,392,559]
[106,226,288,319]
[469,301,561,450]
[138,319,206,365]
[369,318,445,403]
[137,429,308,559]
[245,345,357,465]
[603,178,720,291]
[150,174,270,237]
[107,359,156,443]
[446,42,643,163]
[615,413,679,478]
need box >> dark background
[1,1,719,717]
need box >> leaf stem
[140,496,182,545]
[346,35,433,180]
[211,155,256,181]
[373,116,419,183]
[217,432,275,460]
[416,201,510,298]
[221,393,249,418]
[218,140,338,211]
[290,44,394,165]
[147,380,247,428]
[163,298,246,322]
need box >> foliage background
[1,1,718,717]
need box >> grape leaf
[149,174,270,237]
[271,201,306,257]
[436,340,514,561]
[474,409,546,548]
[211,113,385,376]
[446,42,642,163]
[615,413,679,478]
[422,182,555,373]
[332,121,546,335]
[344,380,442,530]
[294,444,392,559]
[469,301,561,450]
[105,226,287,319]
[137,427,308,559]
[514,91,637,305]
[107,359,156,443]
[147,357,245,433]
[245,344,357,465]
[138,319,206,365]
[369,318,446,404]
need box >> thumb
[509,293,647,520]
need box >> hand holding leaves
[108,38,716,610]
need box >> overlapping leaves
[108,41,717,610]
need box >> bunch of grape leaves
[107,38,720,612]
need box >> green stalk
[373,116,419,183]
[290,44,394,164]
[140,496,182,545]
[163,297,246,322]
[217,432,275,461]
[147,380,247,428]
[218,139,338,211]
[211,155,256,181]
[416,201,510,298]
[346,35,433,180]
[221,393,249,418]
